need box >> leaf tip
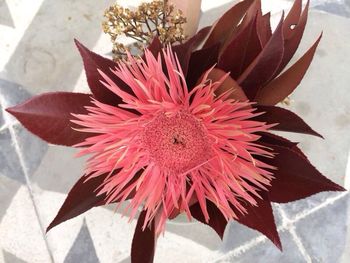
[275,237,283,251]
[5,106,16,115]
[46,222,55,233]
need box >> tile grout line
[290,192,348,223]
[210,235,266,263]
[276,205,312,263]
[212,192,348,262]
[0,121,20,132]
[0,96,55,263]
[288,227,312,263]
[0,123,9,132]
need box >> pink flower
[72,47,274,233]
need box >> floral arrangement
[6,0,345,262]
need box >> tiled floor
[1,0,350,262]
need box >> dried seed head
[102,0,187,61]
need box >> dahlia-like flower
[72,48,274,233]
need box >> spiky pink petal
[74,47,274,233]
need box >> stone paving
[0,0,350,262]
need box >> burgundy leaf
[47,173,109,232]
[189,26,212,50]
[238,0,262,31]
[235,192,282,250]
[253,105,323,138]
[257,12,272,47]
[208,68,248,101]
[47,170,139,232]
[238,14,285,99]
[255,34,322,106]
[6,92,93,146]
[257,131,307,159]
[203,0,255,49]
[186,43,220,89]
[190,201,228,239]
[131,211,156,263]
[277,0,310,73]
[218,14,262,80]
[75,39,131,106]
[258,132,298,148]
[147,37,163,58]
[283,0,302,39]
[172,26,211,77]
[260,144,346,203]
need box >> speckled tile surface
[0,0,349,262]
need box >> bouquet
[6,0,345,262]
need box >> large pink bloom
[72,47,275,233]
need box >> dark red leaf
[47,173,109,232]
[218,14,262,80]
[257,132,308,159]
[235,192,282,250]
[257,12,272,47]
[277,0,310,73]
[190,201,227,239]
[208,68,248,101]
[255,34,322,106]
[131,211,156,263]
[257,132,297,148]
[238,14,285,99]
[47,170,139,232]
[186,43,220,89]
[75,39,131,106]
[147,37,163,58]
[254,105,323,138]
[172,26,211,77]
[203,0,255,49]
[260,144,346,203]
[6,92,94,146]
[283,0,302,39]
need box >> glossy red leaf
[6,92,93,146]
[203,0,255,49]
[261,144,346,203]
[235,192,282,250]
[172,26,211,77]
[218,15,262,80]
[277,0,310,73]
[131,211,156,263]
[47,173,109,232]
[75,39,131,106]
[237,14,285,99]
[253,105,323,138]
[186,43,220,89]
[208,68,248,101]
[190,201,227,239]
[255,34,322,105]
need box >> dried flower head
[102,0,187,61]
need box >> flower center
[141,111,212,174]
